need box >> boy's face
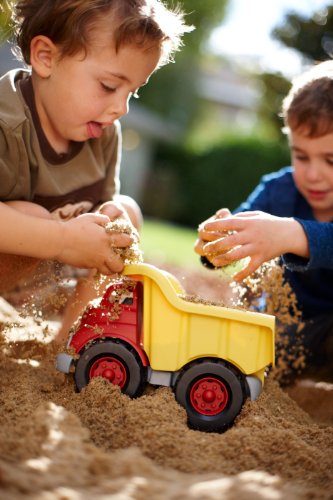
[33,35,161,153]
[291,129,333,221]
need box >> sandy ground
[0,263,332,500]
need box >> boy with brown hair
[0,0,192,340]
[196,60,333,374]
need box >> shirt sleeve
[100,120,121,202]
[235,180,271,213]
[283,219,333,270]
[234,167,295,216]
[0,125,20,199]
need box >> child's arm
[196,210,309,282]
[0,202,133,274]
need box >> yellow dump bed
[123,263,275,379]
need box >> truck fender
[245,375,262,400]
[56,353,74,374]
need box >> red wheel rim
[190,376,229,416]
[89,356,127,388]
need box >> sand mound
[0,330,332,499]
[0,264,332,499]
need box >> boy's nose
[109,95,130,120]
[306,162,322,181]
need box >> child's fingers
[233,210,262,218]
[203,231,240,255]
[209,243,245,267]
[98,263,121,276]
[109,233,134,248]
[215,208,231,218]
[204,217,238,233]
[84,213,110,227]
[194,238,206,255]
[97,250,126,275]
[197,229,224,242]
[232,255,263,282]
[197,214,221,234]
[232,266,251,282]
[204,211,261,233]
[97,263,115,275]
[103,254,124,274]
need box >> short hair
[12,0,193,67]
[282,60,333,137]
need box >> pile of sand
[0,265,332,499]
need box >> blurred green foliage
[273,4,333,62]
[255,72,291,140]
[0,1,13,42]
[141,136,290,227]
[169,0,228,54]
[137,0,228,130]
[255,4,333,141]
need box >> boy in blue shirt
[195,61,333,375]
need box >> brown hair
[12,0,193,67]
[282,60,333,137]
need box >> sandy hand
[194,208,248,278]
[105,219,143,265]
[55,213,133,274]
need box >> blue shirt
[236,167,333,319]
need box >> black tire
[174,360,245,432]
[74,339,146,397]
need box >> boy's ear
[30,35,59,77]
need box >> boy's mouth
[307,189,330,200]
[87,121,103,139]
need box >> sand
[0,263,332,499]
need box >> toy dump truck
[57,262,275,432]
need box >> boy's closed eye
[101,82,116,93]
[291,146,308,162]
[294,154,308,162]
[325,156,333,166]
[100,82,139,99]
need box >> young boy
[0,0,192,341]
[195,60,333,374]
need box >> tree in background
[0,1,12,41]
[137,0,228,131]
[257,4,333,140]
[255,72,290,140]
[273,5,333,62]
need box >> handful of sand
[105,219,143,265]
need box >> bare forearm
[0,203,62,259]
[0,202,134,274]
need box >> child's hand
[199,211,309,281]
[55,212,134,274]
[194,208,231,262]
